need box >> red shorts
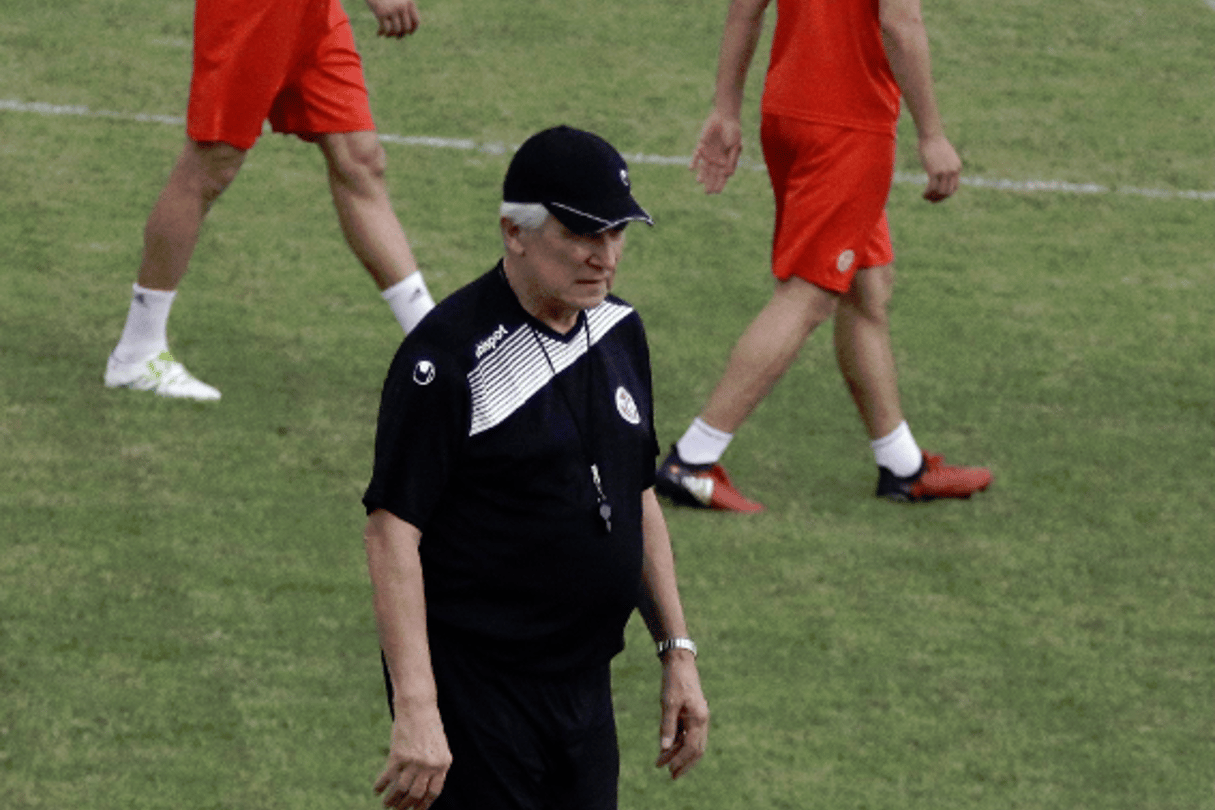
[760,114,896,293]
[187,0,376,150]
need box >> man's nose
[587,232,624,269]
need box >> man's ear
[500,217,526,256]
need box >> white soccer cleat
[104,351,222,402]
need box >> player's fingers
[699,172,726,195]
[690,143,718,170]
[693,165,723,194]
[377,11,409,38]
[692,154,732,194]
[403,5,421,33]
[923,174,954,203]
[945,171,960,197]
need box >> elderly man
[362,126,710,810]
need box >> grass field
[2,0,1213,808]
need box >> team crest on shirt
[615,386,640,425]
[413,360,436,386]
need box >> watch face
[659,638,697,657]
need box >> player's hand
[691,110,743,195]
[373,702,451,809]
[918,134,961,202]
[366,0,421,38]
[654,651,710,780]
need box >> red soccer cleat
[655,447,765,513]
[877,452,992,502]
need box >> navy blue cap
[503,126,653,235]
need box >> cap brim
[546,199,654,235]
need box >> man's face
[506,216,627,330]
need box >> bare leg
[105,139,241,399]
[842,264,993,498]
[137,139,247,291]
[700,276,838,434]
[833,262,904,440]
[318,131,419,291]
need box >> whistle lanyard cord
[527,318,612,515]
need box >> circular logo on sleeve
[413,360,436,386]
[615,386,640,425]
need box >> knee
[857,286,893,323]
[843,292,892,328]
[182,142,245,205]
[845,266,895,322]
[804,288,840,329]
[773,276,838,334]
[327,133,389,189]
[200,162,241,203]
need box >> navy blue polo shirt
[364,263,660,673]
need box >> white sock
[871,421,923,477]
[112,283,175,363]
[382,272,435,334]
[675,418,733,466]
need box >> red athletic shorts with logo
[760,114,896,293]
[187,0,376,150]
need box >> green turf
[2,0,1213,808]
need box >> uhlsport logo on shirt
[475,324,510,359]
[615,386,640,425]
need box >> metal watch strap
[656,637,698,658]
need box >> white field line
[4,98,1213,202]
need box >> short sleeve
[363,340,469,529]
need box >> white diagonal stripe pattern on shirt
[467,301,634,436]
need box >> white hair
[499,201,550,231]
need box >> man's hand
[365,0,421,38]
[691,110,744,195]
[373,701,452,809]
[654,651,710,780]
[917,133,961,202]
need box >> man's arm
[364,0,420,38]
[636,488,710,780]
[691,0,773,194]
[364,509,451,809]
[879,0,961,202]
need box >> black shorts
[383,643,620,810]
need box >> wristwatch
[656,637,698,658]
